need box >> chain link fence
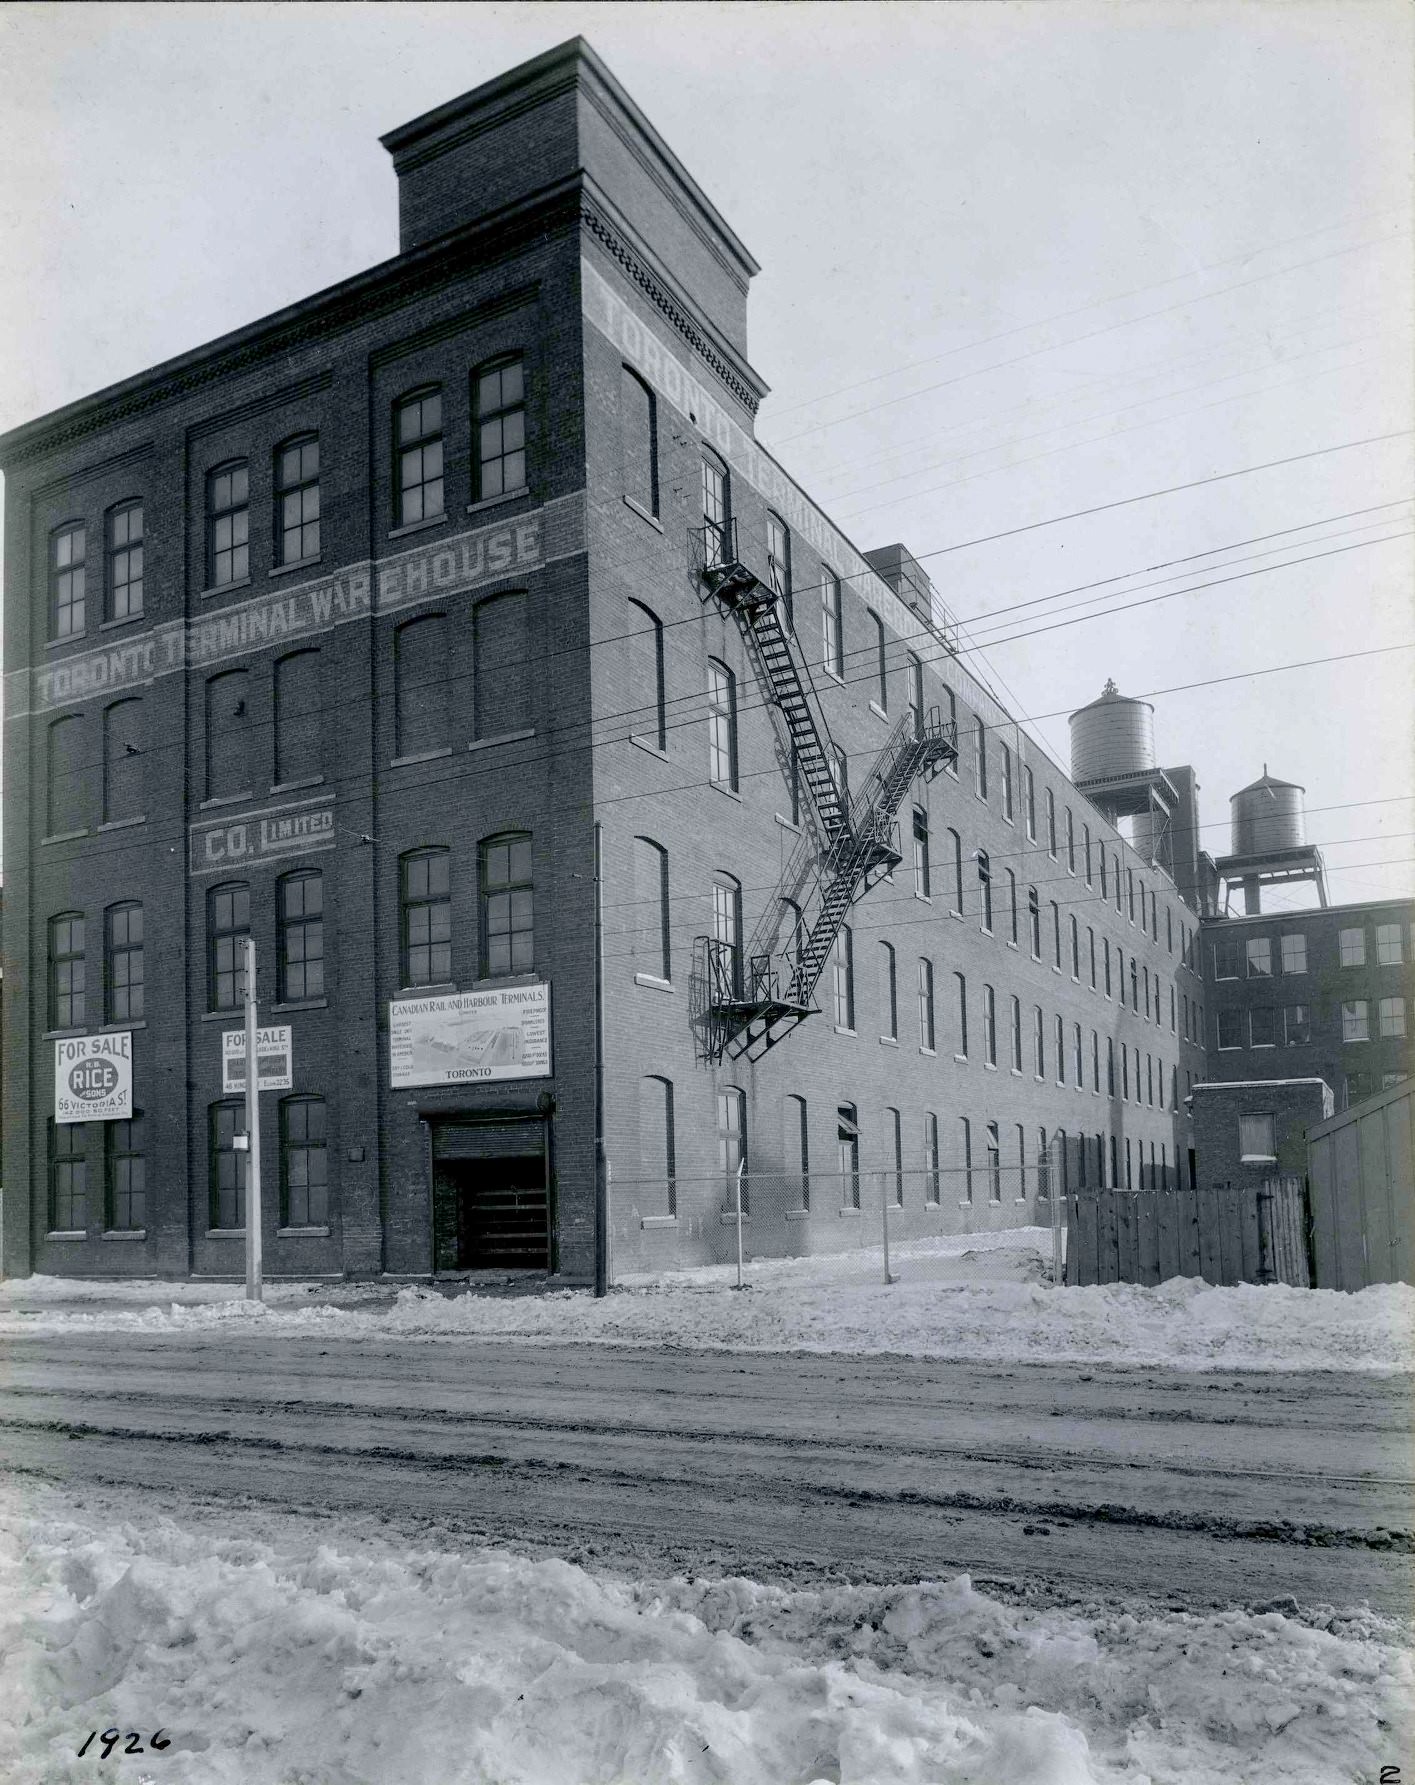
[604,1160,1064,1288]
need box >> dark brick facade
[1,39,1205,1282]
[1190,1079,1334,1186]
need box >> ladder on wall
[689,520,957,1062]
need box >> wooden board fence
[1065,1179,1310,1288]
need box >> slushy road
[2,1330,1410,1613]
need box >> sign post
[244,936,263,1303]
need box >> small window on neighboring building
[1007,868,1019,944]
[1084,823,1093,884]
[401,848,452,987]
[643,1076,678,1215]
[1250,1006,1278,1048]
[473,354,526,502]
[395,387,444,526]
[47,714,84,837]
[106,501,143,620]
[1033,1004,1045,1078]
[1340,927,1367,968]
[207,461,249,587]
[719,1088,749,1202]
[1377,923,1403,967]
[51,522,87,638]
[1246,937,1272,978]
[1065,808,1076,875]
[886,1107,904,1206]
[1028,887,1041,960]
[1379,996,1406,1039]
[480,832,534,977]
[1024,765,1036,839]
[1342,999,1369,1042]
[275,435,320,565]
[1238,1113,1276,1162]
[1216,1008,1242,1050]
[1214,935,1241,979]
[1280,933,1307,975]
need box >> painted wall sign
[389,984,551,1088]
[222,1026,294,1094]
[190,795,337,875]
[54,1031,133,1123]
[14,492,587,717]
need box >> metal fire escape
[689,519,958,1063]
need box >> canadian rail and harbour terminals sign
[389,984,552,1088]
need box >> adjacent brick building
[2,39,1207,1282]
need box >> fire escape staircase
[689,520,958,1062]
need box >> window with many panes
[1339,927,1366,968]
[707,659,738,790]
[105,902,143,1023]
[207,462,249,586]
[701,451,729,560]
[281,1096,328,1227]
[472,355,526,501]
[278,871,324,1002]
[275,436,320,565]
[1342,1000,1369,1042]
[106,1117,145,1231]
[50,1121,87,1232]
[49,913,85,1030]
[480,832,533,976]
[106,501,143,620]
[208,884,249,1010]
[401,849,451,987]
[395,388,443,526]
[50,522,86,638]
[209,1100,247,1229]
[1379,996,1406,1038]
[1246,937,1272,977]
[1281,933,1307,975]
[1377,923,1403,966]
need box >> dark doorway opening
[448,1156,549,1269]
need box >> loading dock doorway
[430,1116,551,1271]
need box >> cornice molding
[369,283,539,368]
[187,370,334,444]
[31,439,155,502]
[580,201,764,417]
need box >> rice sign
[55,1031,133,1124]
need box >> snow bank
[1,1484,1408,1785]
[3,1251,1413,1372]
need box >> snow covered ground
[3,1229,1413,1372]
[0,1479,1407,1785]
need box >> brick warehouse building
[1,40,1207,1283]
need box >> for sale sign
[54,1032,133,1123]
[222,1025,294,1093]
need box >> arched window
[958,1116,973,1204]
[472,355,526,501]
[274,649,323,785]
[706,659,738,791]
[206,460,249,587]
[1010,994,1023,1071]
[918,957,935,1052]
[105,902,143,1023]
[633,836,671,983]
[394,614,449,759]
[701,450,730,560]
[923,1112,940,1203]
[983,983,997,1065]
[275,434,320,564]
[821,571,844,677]
[986,1122,1002,1203]
[50,521,87,638]
[48,912,85,1030]
[103,698,144,823]
[912,807,931,899]
[953,971,968,1056]
[280,1095,329,1228]
[479,831,533,976]
[208,883,250,1011]
[278,870,324,1002]
[621,366,658,518]
[473,589,528,740]
[867,610,886,709]
[46,713,84,836]
[395,387,443,526]
[976,848,992,931]
[711,873,742,998]
[401,848,452,986]
[105,501,143,620]
[638,1075,676,1216]
[209,1099,247,1230]
[627,600,666,751]
[878,940,897,1040]
[205,669,250,800]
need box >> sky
[1,0,1411,908]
